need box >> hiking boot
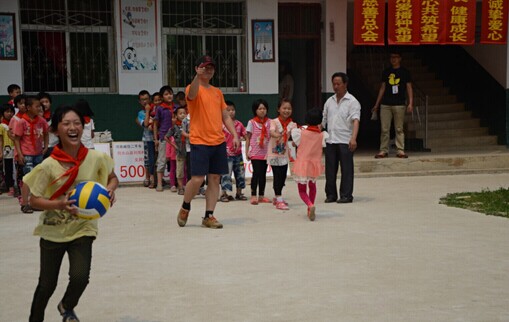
[177,208,189,227]
[202,216,223,229]
[58,301,80,322]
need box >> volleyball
[69,181,111,220]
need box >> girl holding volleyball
[23,105,118,322]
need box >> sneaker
[7,187,14,196]
[177,208,189,227]
[178,188,185,195]
[58,301,80,322]
[308,205,316,221]
[258,196,271,203]
[170,186,177,192]
[250,196,258,205]
[272,198,289,206]
[275,201,289,210]
[199,187,206,195]
[202,216,223,229]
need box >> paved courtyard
[1,173,509,321]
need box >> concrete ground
[1,174,509,322]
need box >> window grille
[162,0,246,92]
[20,0,115,93]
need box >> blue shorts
[23,154,43,175]
[190,142,228,176]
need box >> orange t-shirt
[185,84,226,145]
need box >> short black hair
[174,105,187,115]
[1,103,15,115]
[7,84,20,94]
[389,48,402,57]
[50,105,85,133]
[175,91,186,101]
[138,90,150,98]
[37,92,52,103]
[331,72,349,84]
[159,85,173,96]
[251,99,269,116]
[13,94,26,107]
[25,96,39,107]
[152,92,162,100]
[74,99,94,117]
[278,98,292,109]
[225,100,235,108]
[305,108,323,126]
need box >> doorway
[278,3,321,124]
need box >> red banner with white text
[480,0,509,44]
[354,0,386,45]
[445,0,476,45]
[388,0,421,45]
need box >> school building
[0,0,508,150]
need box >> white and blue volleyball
[70,181,111,220]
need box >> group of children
[136,86,328,221]
[0,84,97,213]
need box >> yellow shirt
[0,123,14,158]
[23,150,114,242]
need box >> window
[20,0,115,93]
[162,0,246,92]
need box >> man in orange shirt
[177,55,240,229]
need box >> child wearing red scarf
[12,96,49,213]
[291,108,328,221]
[165,105,188,194]
[38,92,59,158]
[23,105,118,322]
[245,99,271,205]
[267,99,297,210]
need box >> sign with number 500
[112,142,146,183]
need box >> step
[415,79,444,88]
[406,111,471,122]
[411,71,437,81]
[426,95,458,104]
[426,103,465,114]
[407,118,480,131]
[414,127,489,138]
[426,135,498,148]
[428,144,504,153]
[354,150,509,177]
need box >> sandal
[21,205,34,214]
[235,193,247,201]
[396,153,409,159]
[220,194,230,202]
[143,179,150,187]
[374,152,388,159]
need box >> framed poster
[252,20,275,62]
[0,13,17,60]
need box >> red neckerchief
[306,125,321,133]
[15,111,24,118]
[43,110,51,121]
[252,116,268,147]
[1,118,9,126]
[83,116,91,124]
[8,99,13,106]
[278,116,293,143]
[160,102,174,112]
[149,103,157,117]
[175,120,185,143]
[49,144,89,200]
[21,114,40,148]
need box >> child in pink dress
[291,108,328,221]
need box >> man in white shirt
[322,72,361,203]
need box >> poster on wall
[251,20,275,62]
[0,13,17,60]
[112,142,146,183]
[119,0,158,72]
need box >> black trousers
[29,236,94,322]
[272,164,288,196]
[250,159,268,196]
[325,143,354,200]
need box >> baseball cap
[195,55,216,68]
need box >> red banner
[354,0,386,45]
[480,0,509,44]
[445,0,476,45]
[420,0,447,44]
[388,0,421,45]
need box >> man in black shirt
[372,50,413,158]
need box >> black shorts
[190,142,228,176]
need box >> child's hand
[61,193,79,215]
[17,154,25,165]
[108,189,116,206]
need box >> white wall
[0,2,23,94]
[246,0,278,94]
[322,0,347,93]
[115,0,164,95]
